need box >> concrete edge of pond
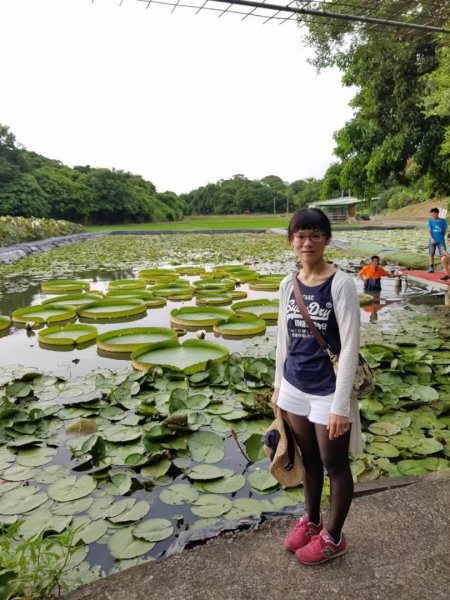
[0,232,108,264]
[66,469,450,600]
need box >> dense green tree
[301,1,450,196]
[320,163,342,200]
[0,174,50,218]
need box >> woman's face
[291,229,329,263]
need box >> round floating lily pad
[0,315,11,330]
[133,518,173,542]
[97,327,177,353]
[105,289,155,301]
[188,431,225,464]
[132,339,229,375]
[248,470,279,492]
[17,446,57,467]
[197,471,246,494]
[108,527,155,559]
[12,304,77,325]
[231,299,279,321]
[77,299,147,320]
[109,500,150,523]
[368,422,401,437]
[48,475,96,502]
[248,279,280,291]
[139,268,180,280]
[191,494,233,518]
[38,324,98,347]
[176,266,205,276]
[42,279,90,294]
[196,294,233,306]
[365,442,400,458]
[159,484,199,505]
[229,290,248,299]
[186,464,227,480]
[213,317,266,337]
[0,485,48,515]
[170,306,235,327]
[42,293,103,307]
[413,438,444,455]
[358,293,375,306]
[108,279,147,290]
[18,509,71,539]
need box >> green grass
[86,214,291,232]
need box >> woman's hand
[271,388,280,417]
[327,413,350,440]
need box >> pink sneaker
[284,513,322,552]
[296,529,347,565]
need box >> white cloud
[0,0,354,193]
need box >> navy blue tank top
[283,273,341,395]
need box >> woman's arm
[330,275,360,418]
[273,276,290,389]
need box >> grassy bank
[86,214,291,231]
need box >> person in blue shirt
[427,208,450,280]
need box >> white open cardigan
[274,269,363,454]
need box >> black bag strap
[291,273,336,362]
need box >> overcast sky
[0,0,354,194]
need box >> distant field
[86,214,291,231]
[85,214,377,232]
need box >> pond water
[0,264,438,378]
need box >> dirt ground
[375,198,449,225]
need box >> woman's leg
[315,424,353,542]
[287,413,324,524]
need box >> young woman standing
[272,207,362,565]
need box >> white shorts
[277,377,355,426]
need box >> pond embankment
[0,233,108,264]
[67,471,450,600]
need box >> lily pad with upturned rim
[131,339,229,375]
[213,317,266,337]
[196,294,233,306]
[108,279,147,290]
[12,304,77,325]
[38,324,98,347]
[77,299,147,320]
[97,327,178,353]
[42,293,103,307]
[230,299,279,321]
[0,315,11,330]
[42,279,90,294]
[170,306,235,327]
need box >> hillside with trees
[303,1,450,211]
[0,124,186,225]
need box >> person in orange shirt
[358,255,400,292]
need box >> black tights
[287,413,353,539]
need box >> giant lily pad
[77,299,147,320]
[0,316,11,330]
[132,339,229,375]
[38,324,97,347]
[42,279,90,294]
[108,279,147,290]
[97,327,177,353]
[170,306,235,327]
[230,299,279,321]
[12,304,77,325]
[213,317,266,337]
[42,293,103,307]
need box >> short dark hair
[371,255,380,261]
[430,208,439,215]
[288,208,332,242]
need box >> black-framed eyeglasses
[292,232,325,243]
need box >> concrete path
[67,473,450,600]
